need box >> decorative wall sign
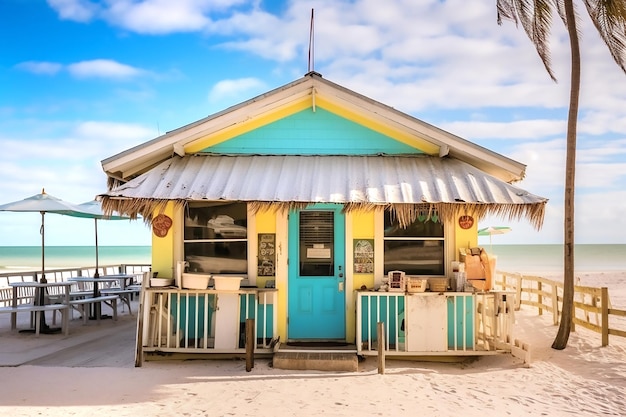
[257,233,276,276]
[152,214,173,237]
[458,215,474,230]
[353,239,374,273]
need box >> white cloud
[15,61,63,75]
[0,119,156,245]
[67,59,144,79]
[48,0,249,34]
[15,59,148,82]
[104,0,212,34]
[440,120,565,140]
[208,77,266,105]
[0,121,154,194]
[47,0,99,22]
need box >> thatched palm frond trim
[100,196,546,230]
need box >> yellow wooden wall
[148,204,479,344]
[150,202,177,279]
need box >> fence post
[377,321,385,375]
[601,287,609,347]
[538,281,543,316]
[245,318,255,372]
[551,282,559,325]
[515,274,523,310]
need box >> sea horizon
[0,245,151,273]
[1,243,624,274]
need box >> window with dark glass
[183,202,247,274]
[383,211,444,276]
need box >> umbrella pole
[92,218,102,320]
[37,211,52,332]
[94,219,99,278]
[39,212,46,284]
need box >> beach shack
[99,72,546,368]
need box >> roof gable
[102,72,527,184]
[201,107,422,155]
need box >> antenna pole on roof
[308,8,315,73]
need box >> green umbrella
[0,189,91,333]
[478,226,512,251]
[65,200,130,277]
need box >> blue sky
[1,0,625,247]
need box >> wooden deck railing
[141,287,278,355]
[0,264,151,307]
[496,271,626,346]
[355,291,522,359]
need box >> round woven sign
[458,215,474,230]
[152,214,173,237]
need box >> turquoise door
[288,204,346,340]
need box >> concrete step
[272,351,359,372]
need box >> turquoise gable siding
[202,108,421,155]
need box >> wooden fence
[496,271,626,346]
[0,264,151,306]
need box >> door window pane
[299,211,334,276]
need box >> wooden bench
[70,295,119,324]
[0,304,70,336]
[46,290,92,323]
[1,286,35,307]
[100,288,139,314]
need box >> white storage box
[213,275,243,291]
[181,273,211,289]
[150,277,174,287]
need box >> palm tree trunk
[552,0,580,350]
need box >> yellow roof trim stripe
[185,98,312,153]
[314,96,440,155]
[185,92,440,155]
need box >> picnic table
[68,274,134,320]
[1,281,72,336]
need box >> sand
[0,271,624,417]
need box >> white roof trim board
[102,154,545,206]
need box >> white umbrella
[0,189,87,283]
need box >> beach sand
[0,271,624,417]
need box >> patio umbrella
[58,200,131,321]
[65,200,131,277]
[0,189,87,283]
[0,189,88,333]
[478,226,512,251]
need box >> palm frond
[497,0,560,81]
[584,0,626,73]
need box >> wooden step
[272,351,358,372]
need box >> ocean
[0,244,623,274]
[0,246,151,273]
[490,244,626,273]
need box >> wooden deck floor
[0,301,138,368]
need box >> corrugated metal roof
[102,154,546,205]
